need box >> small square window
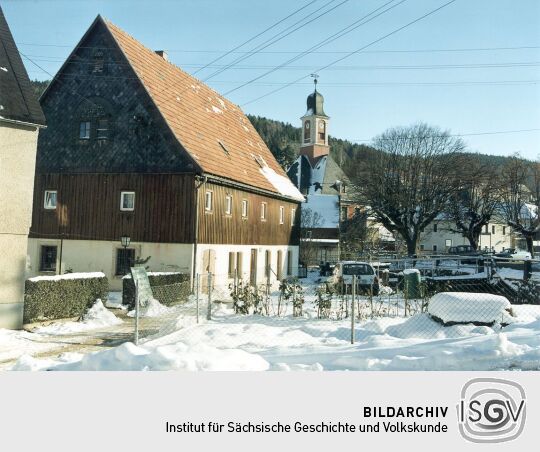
[225,195,232,215]
[279,206,284,224]
[261,202,267,221]
[40,245,57,272]
[97,119,108,139]
[242,199,248,218]
[79,121,91,139]
[120,191,135,211]
[205,191,213,212]
[44,190,57,210]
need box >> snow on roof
[259,164,305,202]
[304,194,339,228]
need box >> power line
[241,0,460,106]
[351,128,540,143]
[190,0,319,76]
[223,0,408,95]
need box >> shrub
[24,272,108,323]
[122,272,190,308]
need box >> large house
[0,7,46,328]
[28,15,303,290]
[287,85,353,265]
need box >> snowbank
[428,292,514,325]
[33,300,121,335]
[127,298,172,318]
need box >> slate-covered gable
[0,6,45,126]
[37,18,195,174]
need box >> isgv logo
[457,378,526,443]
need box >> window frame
[225,194,233,215]
[241,199,248,218]
[205,190,213,212]
[96,118,109,140]
[279,206,285,225]
[291,208,296,226]
[79,121,91,140]
[260,202,267,221]
[115,248,135,276]
[120,191,135,212]
[44,190,57,210]
[39,245,57,272]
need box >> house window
[236,252,243,276]
[492,225,496,234]
[279,206,285,224]
[205,191,213,212]
[116,248,135,276]
[120,191,135,211]
[340,206,348,221]
[291,208,296,226]
[44,190,57,210]
[484,224,489,233]
[225,195,233,215]
[304,120,310,143]
[97,118,108,139]
[261,202,267,221]
[79,121,91,139]
[287,250,293,276]
[40,245,57,272]
[502,226,506,235]
[420,244,425,251]
[433,223,438,233]
[433,245,438,252]
[242,199,248,218]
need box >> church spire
[300,76,330,162]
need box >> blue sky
[2,0,539,159]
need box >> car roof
[338,261,373,265]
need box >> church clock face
[319,121,325,130]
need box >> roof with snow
[304,194,339,228]
[0,6,45,126]
[104,18,302,201]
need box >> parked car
[495,248,532,260]
[331,261,380,295]
[447,245,481,256]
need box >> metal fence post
[196,273,200,324]
[134,278,139,345]
[351,275,356,344]
[207,272,212,320]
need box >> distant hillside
[29,80,517,174]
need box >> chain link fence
[127,256,540,347]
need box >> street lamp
[120,235,131,249]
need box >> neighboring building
[0,7,46,328]
[287,84,352,265]
[419,219,512,254]
[28,15,303,290]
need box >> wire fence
[128,256,540,346]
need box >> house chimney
[155,50,168,61]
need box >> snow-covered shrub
[229,280,264,315]
[122,272,190,308]
[24,273,108,323]
[512,280,540,305]
[279,278,305,317]
[314,285,333,319]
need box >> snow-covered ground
[4,271,540,371]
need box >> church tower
[300,77,330,163]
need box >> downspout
[192,174,207,291]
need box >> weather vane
[310,73,319,90]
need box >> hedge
[122,272,191,309]
[24,273,109,323]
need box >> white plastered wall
[0,123,39,328]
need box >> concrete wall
[0,122,39,328]
[420,221,513,253]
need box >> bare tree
[299,207,324,265]
[445,156,500,250]
[340,208,380,256]
[499,154,540,256]
[351,123,465,256]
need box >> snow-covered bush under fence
[122,272,190,308]
[24,272,108,323]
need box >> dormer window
[97,119,108,139]
[79,121,91,139]
[304,120,310,143]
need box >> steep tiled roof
[0,6,45,126]
[103,18,301,200]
